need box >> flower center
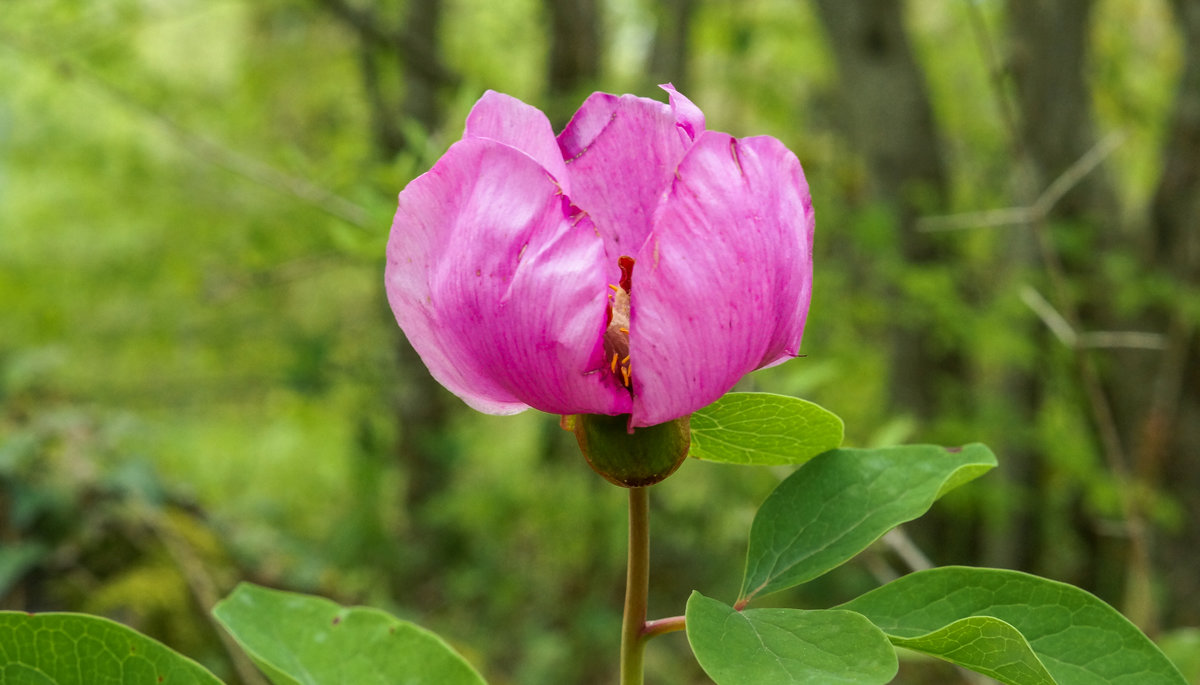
[604,256,635,390]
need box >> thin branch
[918,131,1126,233]
[144,507,270,685]
[170,121,374,228]
[917,207,1036,232]
[883,528,933,572]
[1033,131,1127,216]
[1078,331,1168,351]
[861,548,900,585]
[1019,285,1078,347]
[104,85,375,228]
[4,35,374,229]
[1020,286,1167,351]
[964,0,1020,145]
[642,615,686,639]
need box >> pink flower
[385,85,814,428]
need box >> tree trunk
[323,0,461,604]
[1144,0,1200,628]
[398,0,443,142]
[810,1,1054,577]
[809,0,954,420]
[543,0,602,125]
[1152,0,1200,280]
[648,0,697,92]
[1007,0,1172,630]
[810,0,946,219]
[1007,0,1114,222]
[323,0,450,159]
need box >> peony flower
[385,85,813,429]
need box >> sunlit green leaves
[689,393,843,466]
[685,592,896,685]
[213,583,485,685]
[0,611,224,684]
[1157,628,1200,683]
[739,443,996,603]
[840,567,1189,685]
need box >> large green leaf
[212,583,485,685]
[0,611,224,684]
[839,567,1189,685]
[685,592,896,685]
[739,443,996,603]
[689,393,844,466]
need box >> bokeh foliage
[2,1,1197,684]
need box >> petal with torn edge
[557,92,691,283]
[465,90,571,193]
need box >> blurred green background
[2,0,1198,683]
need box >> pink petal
[386,137,632,417]
[556,92,691,284]
[465,91,571,194]
[660,83,705,143]
[629,132,814,427]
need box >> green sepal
[570,413,690,487]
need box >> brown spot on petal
[617,255,635,292]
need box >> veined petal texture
[630,133,814,427]
[386,138,631,417]
[465,90,571,194]
[557,92,690,285]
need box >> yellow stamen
[619,327,629,334]
[621,355,630,364]
[608,284,620,292]
[610,352,619,373]
[621,366,631,387]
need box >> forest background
[2,0,1199,683]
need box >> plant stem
[642,615,685,639]
[621,486,650,685]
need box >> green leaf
[0,611,224,684]
[839,567,1189,685]
[739,443,996,603]
[685,592,897,685]
[889,616,1056,685]
[689,392,844,466]
[212,583,485,685]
